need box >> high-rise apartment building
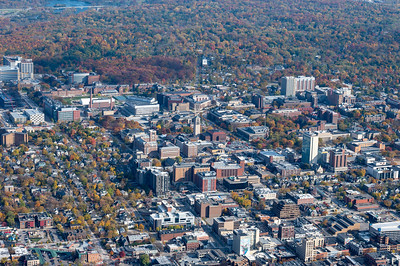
[281,76,315,97]
[297,238,316,262]
[302,132,319,164]
[329,148,348,172]
[0,131,28,147]
[296,76,316,92]
[281,76,297,97]
[149,169,170,196]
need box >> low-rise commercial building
[367,161,399,180]
[254,187,277,200]
[200,130,227,142]
[345,193,379,211]
[9,111,27,124]
[288,192,315,205]
[150,210,195,230]
[195,194,239,218]
[271,161,301,177]
[370,221,400,243]
[327,214,361,236]
[237,126,269,141]
[24,109,45,125]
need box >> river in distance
[46,0,92,13]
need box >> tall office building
[3,56,34,80]
[252,94,264,109]
[233,229,251,256]
[296,237,325,262]
[302,132,319,164]
[18,59,34,79]
[57,108,81,122]
[193,116,201,136]
[281,76,315,97]
[246,227,260,249]
[297,238,316,262]
[24,109,45,125]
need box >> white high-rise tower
[193,116,201,136]
[302,132,319,164]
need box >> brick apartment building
[17,213,53,229]
[194,171,217,192]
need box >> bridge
[49,5,104,10]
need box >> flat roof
[10,112,26,119]
[0,66,17,70]
[24,109,42,115]
[371,221,400,232]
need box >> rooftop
[212,161,241,170]
[371,221,400,232]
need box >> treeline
[0,0,399,88]
[0,0,137,8]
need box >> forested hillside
[0,0,399,89]
[0,0,137,8]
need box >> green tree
[6,212,15,226]
[140,254,150,266]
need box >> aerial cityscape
[0,0,400,265]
